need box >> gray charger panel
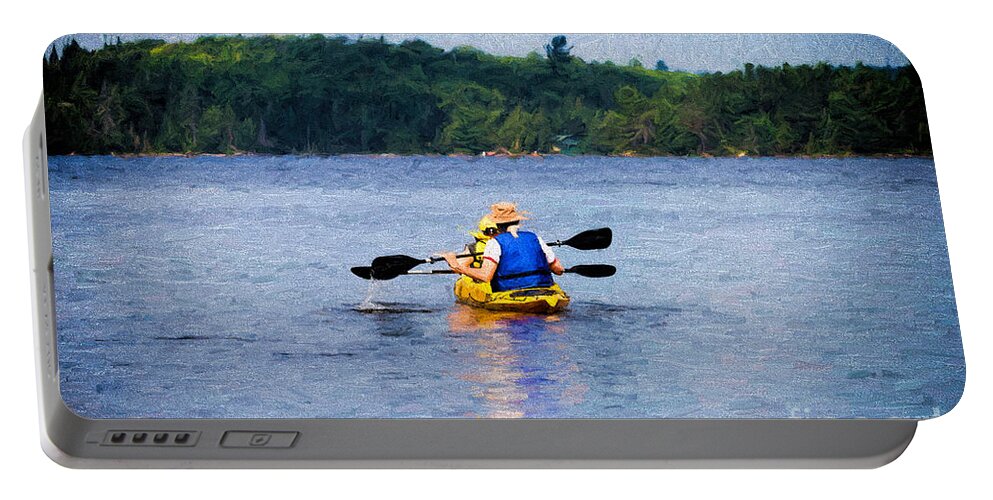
[25,98,918,468]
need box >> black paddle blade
[370,254,427,280]
[565,264,616,278]
[350,266,373,280]
[561,227,612,250]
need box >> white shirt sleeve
[482,238,501,263]
[537,236,557,264]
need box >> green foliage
[497,106,552,153]
[435,81,505,152]
[43,35,931,156]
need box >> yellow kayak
[453,275,570,314]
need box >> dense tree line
[43,35,931,156]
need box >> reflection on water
[446,305,587,418]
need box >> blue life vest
[491,231,554,292]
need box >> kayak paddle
[547,227,613,251]
[565,264,616,278]
[364,227,612,280]
[350,267,456,280]
[351,264,616,280]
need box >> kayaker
[441,202,565,291]
[458,215,499,269]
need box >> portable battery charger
[26,33,964,468]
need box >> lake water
[49,155,965,419]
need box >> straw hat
[487,202,529,224]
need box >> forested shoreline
[43,35,931,156]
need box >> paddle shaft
[394,265,614,277]
[427,238,573,263]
